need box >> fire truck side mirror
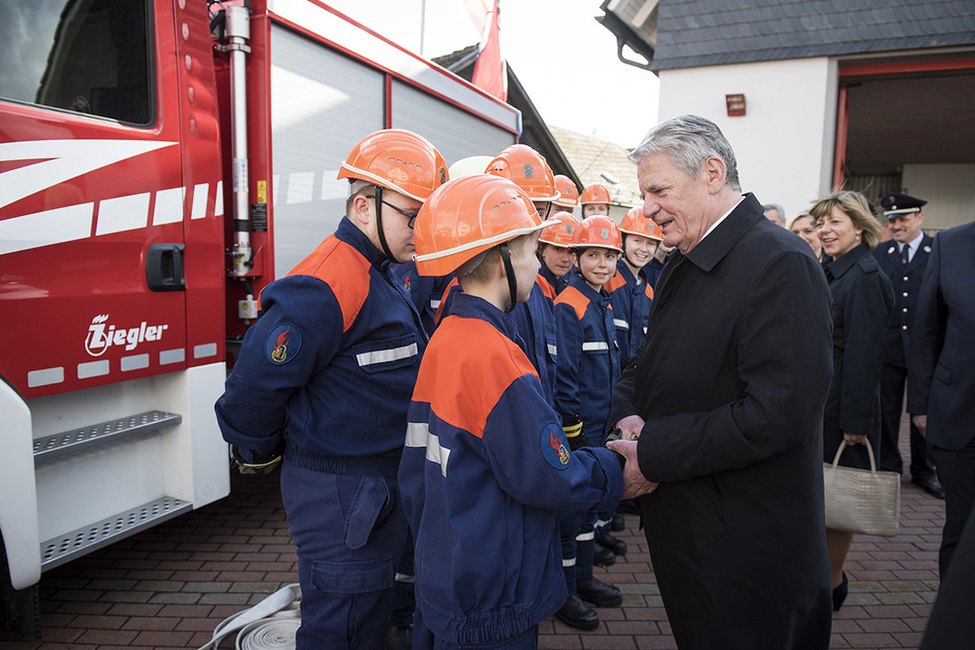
[146,244,186,292]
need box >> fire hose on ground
[198,583,301,650]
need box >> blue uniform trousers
[281,461,408,649]
[412,606,539,649]
[391,532,416,628]
[585,431,619,546]
[558,508,588,594]
[561,432,612,593]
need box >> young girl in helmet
[541,175,580,298]
[579,182,612,217]
[552,215,626,629]
[400,175,624,649]
[537,212,579,299]
[608,206,662,362]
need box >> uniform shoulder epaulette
[536,275,557,302]
[555,285,589,321]
[415,319,536,438]
[287,237,372,332]
[604,273,627,293]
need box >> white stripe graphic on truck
[0,139,176,210]
[0,139,225,256]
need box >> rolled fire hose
[198,583,302,650]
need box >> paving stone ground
[1,417,944,649]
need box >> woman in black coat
[811,191,894,611]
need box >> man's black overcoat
[611,194,834,649]
[908,220,975,452]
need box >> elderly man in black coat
[607,115,834,649]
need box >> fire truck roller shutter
[389,79,516,172]
[269,24,385,279]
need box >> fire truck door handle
[146,243,186,291]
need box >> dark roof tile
[650,0,975,71]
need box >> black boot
[555,594,599,630]
[577,577,622,607]
[592,542,616,567]
[385,625,412,650]
[611,512,625,531]
[596,534,627,556]
[832,572,848,612]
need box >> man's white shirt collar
[700,196,745,243]
[901,230,924,261]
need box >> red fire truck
[0,0,518,623]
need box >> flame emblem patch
[540,423,571,470]
[265,323,301,364]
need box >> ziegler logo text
[85,314,169,356]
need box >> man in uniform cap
[872,192,944,499]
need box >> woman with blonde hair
[810,190,894,610]
[790,213,825,262]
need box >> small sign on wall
[726,93,746,116]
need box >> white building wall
[901,164,975,231]
[657,57,838,225]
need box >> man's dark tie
[900,244,908,266]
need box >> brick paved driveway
[2,431,943,649]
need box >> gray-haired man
[608,115,834,649]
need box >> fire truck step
[32,410,182,463]
[39,496,192,571]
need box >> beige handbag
[823,441,901,537]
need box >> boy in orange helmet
[401,175,623,648]
[217,130,447,648]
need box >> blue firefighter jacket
[215,217,426,472]
[437,277,558,407]
[554,274,621,442]
[509,279,559,406]
[392,259,453,337]
[399,293,623,644]
[644,256,665,289]
[538,264,571,298]
[608,261,654,361]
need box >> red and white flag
[468,0,506,101]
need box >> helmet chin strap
[373,186,397,262]
[498,242,518,313]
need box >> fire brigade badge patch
[265,323,301,364]
[401,272,414,293]
[540,423,570,470]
